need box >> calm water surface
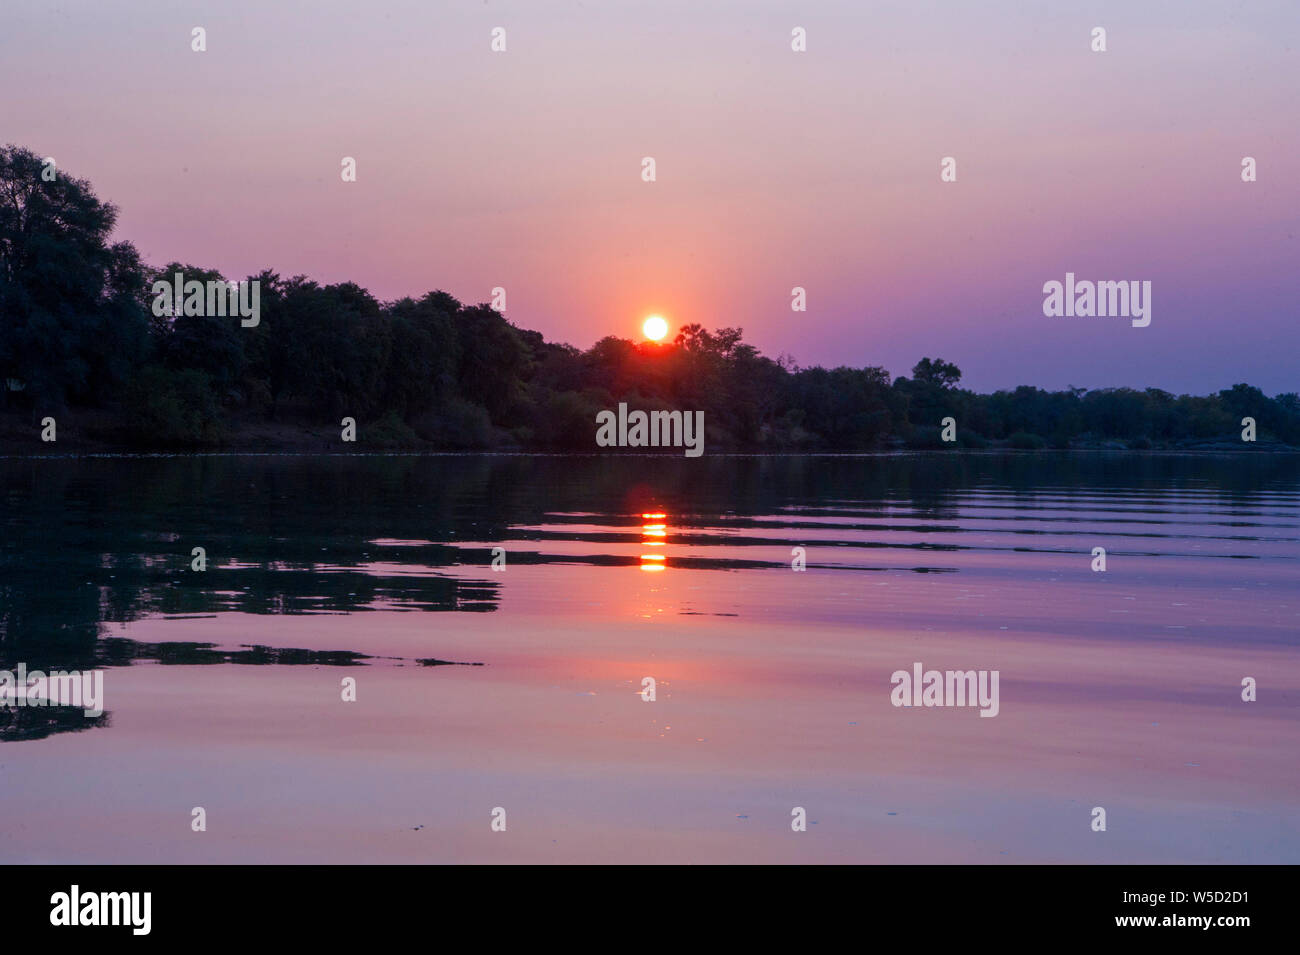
[1,453,1297,863]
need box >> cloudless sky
[2,0,1296,393]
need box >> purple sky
[2,0,1296,393]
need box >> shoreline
[2,446,1297,461]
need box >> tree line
[2,144,1296,451]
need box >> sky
[1,0,1296,394]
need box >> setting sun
[642,315,669,342]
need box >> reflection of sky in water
[0,454,1297,862]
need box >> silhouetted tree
[0,144,149,409]
[3,145,1296,452]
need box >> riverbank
[2,410,1296,456]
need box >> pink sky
[1,0,1296,392]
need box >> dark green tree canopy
[1,144,149,406]
[2,145,1295,451]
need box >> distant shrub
[906,426,945,449]
[362,410,420,448]
[122,366,224,445]
[535,390,605,450]
[412,398,495,448]
[1008,431,1047,449]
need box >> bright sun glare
[642,315,669,342]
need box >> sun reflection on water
[639,512,669,571]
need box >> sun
[643,315,669,342]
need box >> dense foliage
[2,145,1296,450]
